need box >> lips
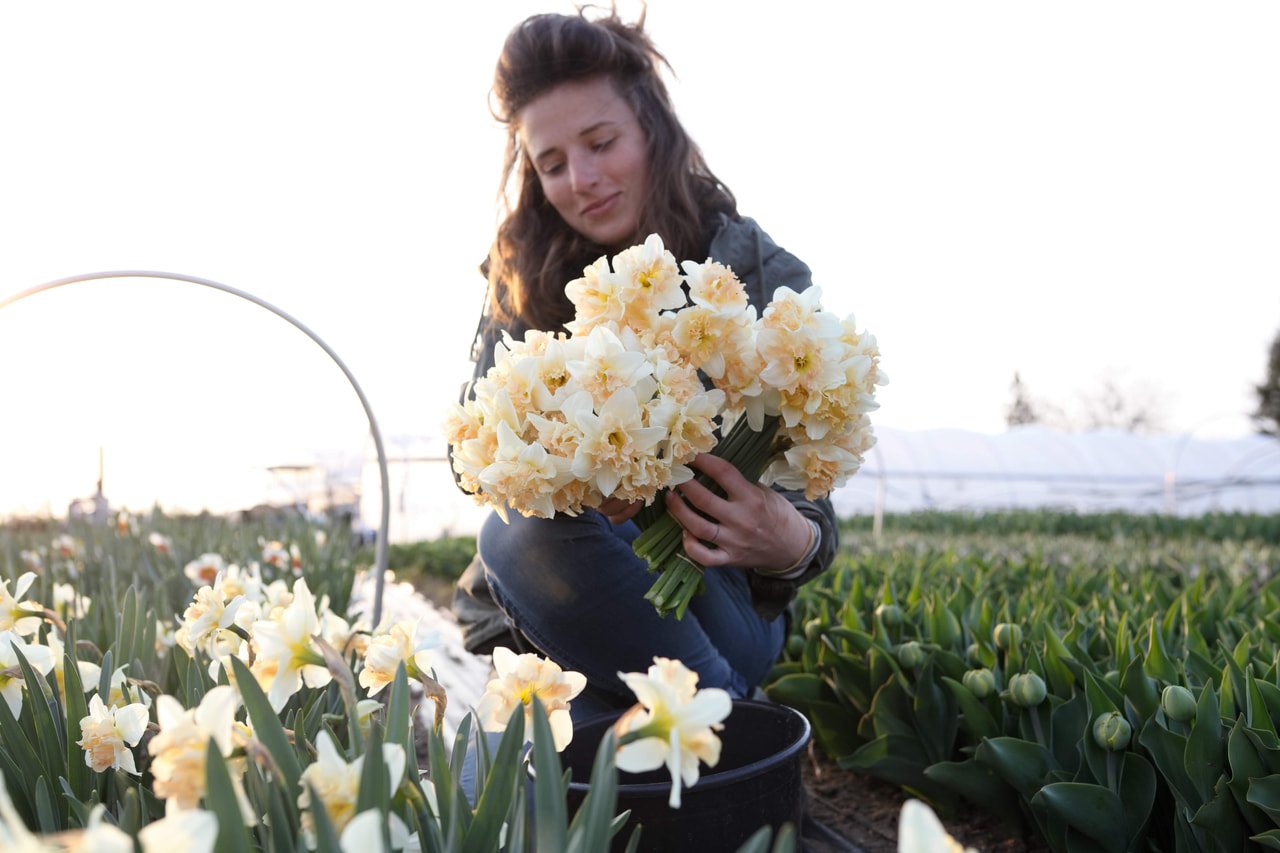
[581,193,619,217]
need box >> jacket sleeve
[709,213,840,620]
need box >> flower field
[2,508,1276,852]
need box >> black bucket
[555,699,811,853]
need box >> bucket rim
[555,699,811,798]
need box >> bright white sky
[1,1,1277,518]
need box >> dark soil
[801,742,1050,853]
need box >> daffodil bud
[1162,685,1197,723]
[875,604,903,628]
[1092,711,1132,751]
[1008,671,1047,707]
[963,668,996,699]
[993,623,1022,652]
[896,641,925,669]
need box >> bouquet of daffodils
[446,234,886,617]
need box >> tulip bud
[963,668,996,699]
[966,643,984,666]
[785,634,805,657]
[993,623,1022,652]
[1092,711,1132,751]
[804,618,824,641]
[1008,671,1047,707]
[875,604,903,628]
[1161,685,1197,723]
[896,641,925,669]
[1103,670,1121,688]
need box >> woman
[453,7,837,719]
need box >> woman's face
[519,76,649,247]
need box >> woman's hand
[598,495,643,525]
[663,453,813,574]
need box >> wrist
[757,518,820,580]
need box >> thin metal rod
[1,270,391,626]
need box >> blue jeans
[479,509,785,722]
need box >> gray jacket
[452,215,838,650]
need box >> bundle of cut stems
[633,415,782,618]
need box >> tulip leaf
[941,676,1000,742]
[765,673,832,708]
[1191,774,1246,850]
[1247,670,1280,740]
[913,658,958,764]
[1143,617,1180,685]
[806,700,864,761]
[1247,774,1280,824]
[1138,717,1200,812]
[1048,690,1088,778]
[841,733,957,808]
[1117,752,1157,838]
[976,736,1056,797]
[1030,782,1127,853]
[1119,654,1159,723]
[1185,681,1226,804]
[924,758,1026,831]
[1253,829,1280,850]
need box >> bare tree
[1077,376,1166,435]
[1005,372,1040,427]
[1254,328,1280,436]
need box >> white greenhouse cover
[364,427,1280,543]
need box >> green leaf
[1185,681,1225,804]
[925,758,1026,831]
[61,648,92,802]
[385,663,411,756]
[975,736,1055,797]
[355,723,388,816]
[530,697,567,853]
[1031,782,1127,853]
[764,673,833,709]
[1143,616,1180,685]
[1247,774,1280,824]
[806,700,864,761]
[566,726,620,853]
[228,656,303,797]
[941,676,1000,742]
[205,741,254,853]
[1137,717,1200,812]
[304,778,345,853]
[464,711,524,853]
[12,645,66,793]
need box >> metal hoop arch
[1,270,391,626]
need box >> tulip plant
[769,525,1280,852]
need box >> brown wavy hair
[485,5,737,332]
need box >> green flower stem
[1029,706,1047,749]
[1106,750,1117,793]
[635,415,782,618]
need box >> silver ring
[711,524,720,544]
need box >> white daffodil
[898,799,978,853]
[78,693,149,773]
[52,582,91,621]
[479,421,576,522]
[137,808,219,853]
[51,535,82,560]
[148,532,174,554]
[148,686,239,812]
[0,771,47,853]
[183,553,226,587]
[566,325,653,401]
[610,233,687,328]
[0,630,55,716]
[565,255,627,336]
[250,578,333,712]
[298,729,406,848]
[0,572,43,636]
[569,386,666,498]
[474,647,586,752]
[19,550,44,573]
[175,585,245,659]
[358,621,439,698]
[614,658,732,808]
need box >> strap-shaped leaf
[228,655,303,796]
[529,697,567,853]
[925,758,1026,832]
[206,740,254,853]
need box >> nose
[568,151,599,193]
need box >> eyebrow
[532,120,617,168]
